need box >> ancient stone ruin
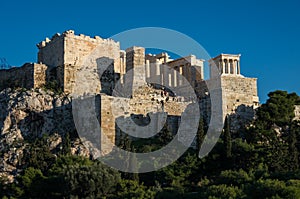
[0,30,260,154]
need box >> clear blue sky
[0,0,299,102]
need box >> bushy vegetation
[1,90,300,198]
[42,80,63,95]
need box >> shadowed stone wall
[0,63,48,90]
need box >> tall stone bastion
[0,30,259,155]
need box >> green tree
[288,122,299,170]
[256,90,298,127]
[62,162,121,198]
[247,179,300,199]
[224,115,232,158]
[196,117,205,153]
[116,179,156,199]
[157,152,199,188]
[49,155,93,174]
[61,132,71,155]
[158,123,173,145]
[18,167,47,198]
[204,184,245,199]
[245,91,300,172]
[23,135,56,173]
[216,169,253,186]
[120,134,132,151]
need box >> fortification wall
[64,32,121,94]
[37,30,122,94]
[37,34,64,67]
[196,75,258,133]
[221,76,259,132]
[221,76,259,113]
[33,63,48,88]
[0,63,48,91]
[98,85,189,150]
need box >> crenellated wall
[37,34,64,68]
[37,30,121,94]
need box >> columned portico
[208,54,242,78]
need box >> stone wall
[126,46,145,72]
[0,63,48,91]
[197,77,223,132]
[64,33,121,94]
[98,85,189,147]
[124,47,146,93]
[221,75,259,133]
[33,63,48,88]
[221,75,259,114]
[196,75,259,133]
[37,30,122,94]
[37,33,64,67]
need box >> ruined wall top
[166,55,204,66]
[125,46,143,51]
[37,30,119,49]
[146,53,172,64]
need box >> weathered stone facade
[0,63,48,91]
[206,54,259,132]
[37,30,121,94]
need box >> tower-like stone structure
[207,54,259,132]
[125,46,146,92]
[37,30,122,94]
[125,46,145,72]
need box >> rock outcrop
[0,88,89,183]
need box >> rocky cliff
[0,88,89,182]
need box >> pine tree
[124,134,131,151]
[119,134,133,179]
[62,132,71,155]
[159,123,173,145]
[224,116,232,158]
[197,117,205,153]
[119,134,131,151]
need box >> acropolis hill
[0,30,259,152]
